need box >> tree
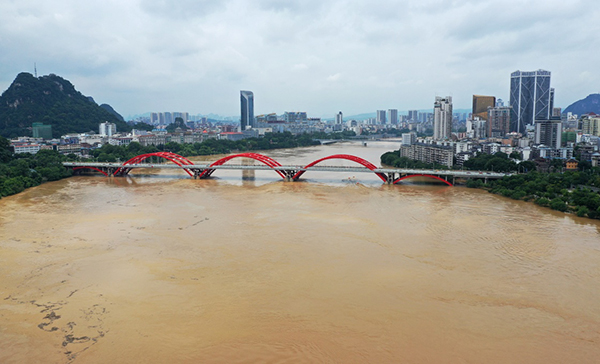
[549,198,567,212]
[519,161,536,173]
[166,117,188,133]
[0,136,12,163]
[577,206,590,217]
[510,151,522,160]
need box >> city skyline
[1,0,599,119]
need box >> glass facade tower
[510,70,554,134]
[240,90,254,130]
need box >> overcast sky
[1,0,599,119]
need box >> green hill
[564,94,600,116]
[0,72,130,138]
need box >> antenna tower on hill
[34,63,37,77]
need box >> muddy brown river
[1,141,599,363]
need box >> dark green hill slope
[100,103,124,121]
[0,72,130,138]
[564,94,600,116]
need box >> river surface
[1,141,600,363]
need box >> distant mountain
[0,72,129,138]
[564,94,600,116]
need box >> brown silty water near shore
[1,142,600,363]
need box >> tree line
[91,131,353,162]
[468,170,600,219]
[0,136,72,198]
[0,131,353,197]
[382,148,600,220]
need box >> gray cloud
[1,0,599,118]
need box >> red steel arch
[116,152,195,177]
[72,166,109,176]
[198,153,286,179]
[292,154,387,182]
[393,174,453,186]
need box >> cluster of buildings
[7,69,600,171]
[9,121,255,156]
[394,70,600,168]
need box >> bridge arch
[72,166,109,176]
[198,153,286,179]
[393,174,453,186]
[116,152,195,177]
[292,154,387,182]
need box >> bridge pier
[386,173,397,185]
[282,169,297,182]
[193,169,205,179]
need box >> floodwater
[1,141,599,363]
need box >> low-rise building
[565,159,579,170]
[400,142,453,168]
[12,143,41,154]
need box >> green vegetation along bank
[468,170,600,219]
[90,131,353,162]
[382,148,600,220]
[0,131,355,198]
[0,136,73,198]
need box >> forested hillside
[0,72,129,138]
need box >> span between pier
[64,152,510,186]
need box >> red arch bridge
[63,152,510,186]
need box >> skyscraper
[510,69,554,134]
[335,111,343,125]
[408,110,419,121]
[472,95,496,121]
[433,96,453,140]
[388,109,398,125]
[376,110,387,124]
[240,90,254,130]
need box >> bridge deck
[63,162,509,179]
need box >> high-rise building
[388,109,398,125]
[335,111,343,125]
[552,107,562,117]
[165,112,173,125]
[402,132,416,146]
[240,90,254,130]
[534,118,562,148]
[433,96,453,140]
[32,122,52,139]
[582,115,600,136]
[487,106,511,138]
[472,95,496,121]
[173,112,189,123]
[408,110,419,121]
[472,119,487,139]
[510,69,554,134]
[376,110,387,124]
[99,122,117,137]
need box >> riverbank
[468,170,600,219]
[1,132,355,199]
